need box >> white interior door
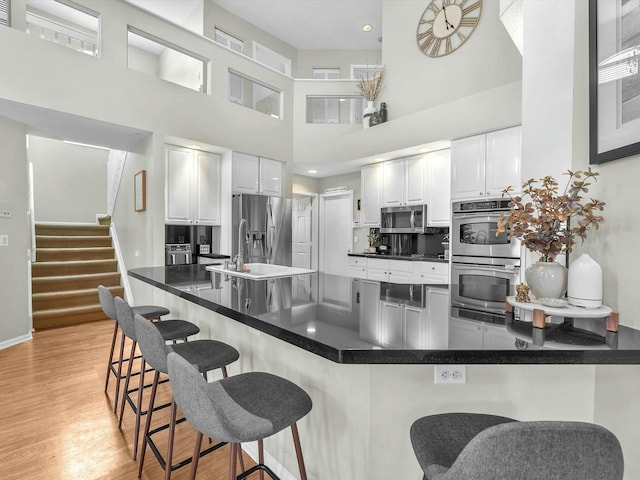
[292,196,313,268]
[319,192,353,275]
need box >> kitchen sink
[206,263,315,279]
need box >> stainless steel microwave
[380,205,427,233]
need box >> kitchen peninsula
[128,264,640,480]
[129,265,640,364]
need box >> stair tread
[36,235,111,239]
[33,272,120,281]
[34,259,116,265]
[37,246,114,251]
[32,286,122,299]
[33,303,104,317]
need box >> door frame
[319,191,353,274]
[292,193,319,270]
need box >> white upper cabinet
[232,152,260,194]
[194,151,221,225]
[382,159,406,206]
[166,146,221,225]
[232,152,283,197]
[362,151,450,226]
[166,146,193,223]
[485,126,522,197]
[360,163,383,226]
[425,149,451,227]
[451,133,487,200]
[405,155,427,205]
[451,126,521,200]
[382,156,426,206]
[258,157,283,196]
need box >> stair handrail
[109,224,133,304]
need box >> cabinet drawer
[348,256,367,267]
[367,258,389,270]
[416,262,448,276]
[388,259,413,273]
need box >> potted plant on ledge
[356,66,385,128]
[496,169,606,299]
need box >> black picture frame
[589,0,640,164]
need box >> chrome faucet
[235,218,248,270]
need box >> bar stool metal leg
[113,331,127,414]
[118,340,138,427]
[291,423,308,480]
[104,321,119,393]
[132,358,147,460]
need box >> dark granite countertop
[197,253,231,259]
[348,253,449,263]
[128,265,640,365]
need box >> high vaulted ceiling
[212,0,383,50]
[129,0,383,51]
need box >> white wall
[202,0,298,74]
[0,115,31,347]
[381,0,522,119]
[29,136,108,223]
[128,44,159,77]
[521,0,573,182]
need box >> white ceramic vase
[526,260,568,299]
[363,101,375,128]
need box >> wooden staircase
[32,224,123,329]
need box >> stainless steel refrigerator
[232,194,292,266]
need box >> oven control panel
[453,199,512,213]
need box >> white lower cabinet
[366,258,413,283]
[413,261,449,284]
[347,257,449,284]
[347,256,367,278]
[449,318,516,350]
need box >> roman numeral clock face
[416,0,482,57]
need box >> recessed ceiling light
[362,24,373,32]
[308,169,318,174]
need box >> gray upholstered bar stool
[167,351,313,480]
[114,297,201,460]
[98,285,170,413]
[134,314,240,480]
[410,412,624,480]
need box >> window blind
[0,0,9,26]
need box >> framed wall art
[134,170,146,212]
[589,0,640,164]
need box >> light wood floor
[0,320,260,479]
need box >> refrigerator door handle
[266,201,274,262]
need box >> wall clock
[416,0,482,57]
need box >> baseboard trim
[242,441,296,480]
[0,332,33,351]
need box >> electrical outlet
[0,235,8,247]
[434,365,466,384]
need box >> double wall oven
[450,199,521,325]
